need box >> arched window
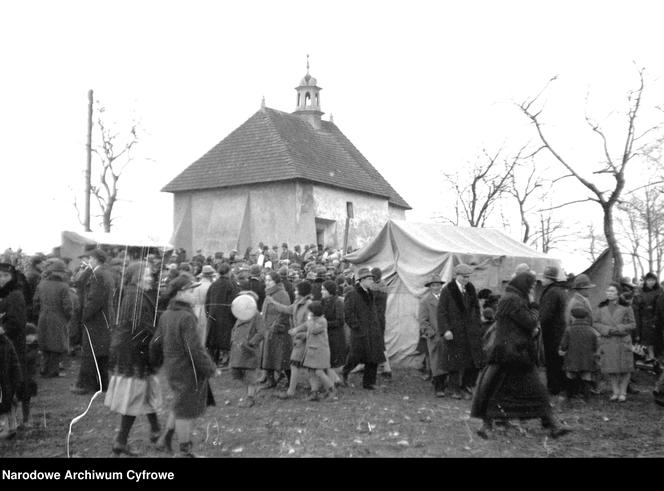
[315,93,319,106]
[305,92,311,107]
[297,94,300,107]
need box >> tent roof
[61,230,173,250]
[346,220,562,295]
[347,220,557,262]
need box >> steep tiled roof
[161,107,410,209]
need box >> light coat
[300,316,331,370]
[418,290,445,376]
[260,283,292,371]
[230,314,265,370]
[593,299,636,374]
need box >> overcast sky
[2,0,663,273]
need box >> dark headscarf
[0,263,19,298]
[508,272,536,299]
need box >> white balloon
[231,294,258,321]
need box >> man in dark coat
[371,267,392,379]
[342,268,385,390]
[278,266,295,303]
[24,255,45,323]
[72,249,115,394]
[437,263,483,399]
[248,265,266,311]
[205,263,240,366]
[538,266,569,396]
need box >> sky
[1,0,663,274]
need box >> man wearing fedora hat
[342,267,385,389]
[418,274,446,396]
[72,249,115,395]
[539,266,569,396]
[437,264,483,399]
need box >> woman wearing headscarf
[0,262,31,428]
[259,271,292,389]
[33,259,73,378]
[471,273,571,439]
[104,262,161,456]
[633,272,661,361]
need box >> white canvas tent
[345,220,563,366]
[61,230,173,270]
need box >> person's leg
[609,375,619,399]
[279,365,299,398]
[448,371,462,397]
[175,419,197,457]
[114,415,136,450]
[315,369,333,391]
[619,373,630,398]
[363,363,378,388]
[156,411,176,452]
[146,413,160,442]
[381,353,392,378]
[326,368,340,386]
[342,355,358,385]
[20,398,31,427]
[261,369,276,388]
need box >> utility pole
[84,89,93,232]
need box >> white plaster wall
[312,184,390,249]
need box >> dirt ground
[2,357,664,458]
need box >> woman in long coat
[205,264,239,366]
[267,280,313,399]
[632,272,661,358]
[104,262,161,456]
[471,273,570,439]
[260,271,292,388]
[594,282,636,402]
[0,262,30,428]
[321,280,346,382]
[152,273,217,457]
[33,260,72,378]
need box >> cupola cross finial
[306,54,310,74]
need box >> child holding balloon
[229,291,265,407]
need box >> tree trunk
[603,204,623,281]
[103,209,112,232]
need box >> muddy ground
[2,358,664,458]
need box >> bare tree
[442,147,526,227]
[580,223,608,264]
[508,159,544,243]
[529,210,569,254]
[74,100,139,232]
[519,69,657,281]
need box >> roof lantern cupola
[293,54,324,128]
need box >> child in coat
[558,307,599,400]
[229,292,265,408]
[292,301,335,401]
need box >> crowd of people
[2,242,664,456]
